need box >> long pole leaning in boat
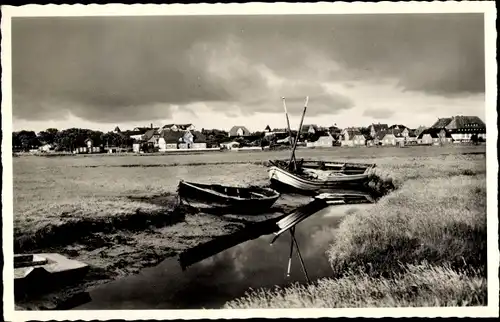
[281,97,296,166]
[288,96,309,172]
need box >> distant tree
[14,130,40,151]
[37,128,59,145]
[234,136,248,147]
[201,129,229,146]
[261,137,270,147]
[471,133,479,145]
[251,131,265,138]
[12,132,22,149]
[101,131,132,148]
[88,130,104,146]
[359,127,372,139]
[52,128,105,151]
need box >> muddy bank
[14,193,312,310]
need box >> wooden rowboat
[177,180,281,214]
[267,159,376,193]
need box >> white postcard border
[2,2,498,321]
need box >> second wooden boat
[267,159,376,193]
[177,180,281,214]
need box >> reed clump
[224,263,486,308]
[328,175,486,278]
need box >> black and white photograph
[2,2,498,320]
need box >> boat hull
[268,165,371,192]
[178,181,280,214]
[180,197,280,214]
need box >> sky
[11,13,485,133]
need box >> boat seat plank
[249,192,266,199]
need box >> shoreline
[14,143,485,158]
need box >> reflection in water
[76,203,373,310]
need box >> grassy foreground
[225,153,487,308]
[225,264,486,308]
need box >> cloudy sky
[12,13,485,133]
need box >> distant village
[12,115,486,154]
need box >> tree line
[12,128,134,152]
[12,126,351,152]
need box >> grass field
[12,144,486,309]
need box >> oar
[291,228,310,283]
[286,229,294,277]
[288,96,309,171]
[282,97,296,166]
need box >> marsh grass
[225,152,487,308]
[224,263,486,308]
[328,175,486,278]
[14,196,187,252]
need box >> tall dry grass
[328,174,486,278]
[224,263,486,308]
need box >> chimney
[151,123,153,129]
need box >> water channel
[76,203,374,310]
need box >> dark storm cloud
[12,17,231,122]
[243,83,354,115]
[12,13,484,122]
[363,108,395,119]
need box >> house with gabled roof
[127,125,154,141]
[368,123,389,139]
[183,130,207,149]
[365,128,388,146]
[142,128,161,147]
[431,118,453,129]
[353,134,367,147]
[446,116,485,142]
[341,128,366,147]
[307,132,335,148]
[388,124,412,138]
[381,129,406,146]
[229,126,251,137]
[430,115,486,142]
[417,128,453,145]
[328,125,342,141]
[406,129,418,143]
[158,129,207,151]
[414,126,428,138]
[158,130,183,150]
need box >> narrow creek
[75,203,374,310]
